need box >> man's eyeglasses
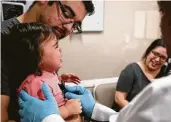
[151,50,167,62]
[56,1,82,34]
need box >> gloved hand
[64,85,95,117]
[18,83,59,122]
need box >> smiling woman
[112,39,168,112]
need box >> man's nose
[63,22,74,35]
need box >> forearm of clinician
[42,114,65,122]
[115,91,129,108]
[91,103,118,121]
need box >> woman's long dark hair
[142,39,166,59]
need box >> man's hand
[64,86,95,117]
[59,73,81,84]
[18,83,59,122]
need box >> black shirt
[113,63,151,112]
[1,17,21,121]
[2,17,20,95]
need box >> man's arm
[1,95,16,122]
[1,68,16,122]
[1,95,9,122]
[1,60,16,122]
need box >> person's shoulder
[125,62,137,67]
[150,75,171,90]
[1,17,19,26]
[18,74,46,99]
[19,74,42,88]
[25,74,43,83]
[18,74,43,93]
[124,62,138,71]
[1,17,19,35]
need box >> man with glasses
[1,1,94,122]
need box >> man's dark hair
[82,1,95,16]
[29,1,95,16]
[142,39,166,59]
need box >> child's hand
[59,73,81,84]
[65,99,82,115]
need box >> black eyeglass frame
[151,50,167,62]
[56,1,82,34]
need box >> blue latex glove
[65,85,95,117]
[18,83,59,122]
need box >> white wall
[59,1,160,80]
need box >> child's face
[40,37,62,72]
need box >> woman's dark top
[112,63,151,112]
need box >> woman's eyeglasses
[151,50,167,62]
